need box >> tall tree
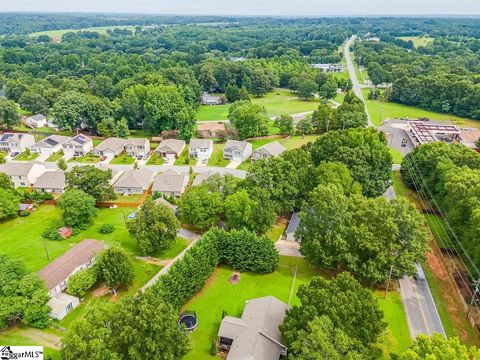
[65,166,116,202]
[228,101,269,140]
[180,185,222,229]
[0,98,20,129]
[57,189,97,229]
[96,245,134,290]
[0,189,19,220]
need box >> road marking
[411,278,431,335]
[399,279,415,338]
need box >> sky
[2,0,480,16]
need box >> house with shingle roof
[189,139,213,160]
[0,133,35,153]
[25,114,47,128]
[218,296,289,360]
[192,171,217,187]
[124,138,150,158]
[33,171,65,193]
[113,168,155,194]
[252,141,286,162]
[155,139,186,159]
[152,170,189,197]
[93,137,128,157]
[197,122,225,138]
[285,212,300,242]
[223,140,252,161]
[62,134,93,157]
[30,135,70,155]
[0,162,45,187]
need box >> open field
[398,36,435,47]
[30,26,136,41]
[196,105,230,121]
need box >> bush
[210,339,218,356]
[67,268,97,297]
[42,226,62,241]
[99,224,115,234]
[19,190,53,204]
[19,210,31,217]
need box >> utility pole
[384,264,394,299]
[467,279,480,319]
[43,237,50,261]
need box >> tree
[224,189,255,230]
[115,117,130,138]
[0,255,50,328]
[228,101,269,140]
[19,91,49,115]
[61,291,189,360]
[311,100,336,133]
[0,98,20,129]
[316,161,362,195]
[96,245,134,290]
[180,185,222,229]
[96,117,116,137]
[67,268,97,297]
[51,91,86,130]
[57,158,67,171]
[57,189,97,229]
[274,114,294,135]
[127,198,180,255]
[319,76,338,100]
[296,117,314,135]
[297,78,318,101]
[65,166,116,202]
[0,189,19,220]
[250,69,271,97]
[0,173,14,191]
[281,273,386,349]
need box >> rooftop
[156,139,186,154]
[255,141,286,156]
[197,122,225,132]
[33,135,70,149]
[190,139,213,149]
[33,171,65,190]
[94,137,127,152]
[408,121,460,145]
[65,134,92,146]
[152,170,189,193]
[114,169,155,189]
[225,139,251,152]
[0,162,43,176]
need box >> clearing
[397,36,435,48]
[29,26,136,42]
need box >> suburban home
[0,163,45,187]
[124,138,150,158]
[154,197,179,214]
[33,170,66,193]
[93,137,127,157]
[30,135,70,155]
[217,296,289,360]
[113,169,155,195]
[285,212,300,242]
[252,141,286,162]
[0,133,35,153]
[192,171,216,187]
[155,139,186,159]
[189,139,213,159]
[197,122,225,138]
[152,170,189,197]
[223,140,252,161]
[25,114,47,128]
[62,134,93,157]
[37,239,105,320]
[202,91,223,105]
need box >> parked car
[11,152,19,157]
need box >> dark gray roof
[28,114,46,122]
[254,141,286,157]
[286,212,300,236]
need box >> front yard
[14,151,39,161]
[68,153,100,164]
[45,150,64,162]
[146,152,164,165]
[174,147,196,166]
[207,143,229,167]
[110,153,135,165]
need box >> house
[155,139,186,159]
[0,163,45,187]
[93,137,127,157]
[223,140,252,161]
[124,138,150,158]
[189,139,213,159]
[30,135,70,155]
[37,239,104,320]
[310,63,344,72]
[202,91,223,105]
[113,169,155,195]
[25,114,47,128]
[62,134,93,157]
[33,170,66,193]
[1,346,14,359]
[154,197,179,214]
[197,122,225,138]
[0,133,35,153]
[217,296,289,360]
[407,120,460,146]
[192,171,217,187]
[252,141,286,162]
[285,212,300,242]
[152,170,189,197]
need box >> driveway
[275,239,303,257]
[163,157,175,166]
[36,153,50,162]
[226,160,242,169]
[196,158,209,167]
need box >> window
[66,302,73,313]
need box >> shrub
[210,339,218,355]
[67,268,97,297]
[99,224,115,234]
[19,210,31,217]
[42,226,62,241]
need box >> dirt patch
[229,272,240,284]
[92,284,110,298]
[23,328,62,350]
[137,256,169,266]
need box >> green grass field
[109,153,135,165]
[207,143,230,167]
[30,26,136,41]
[14,151,39,161]
[389,147,403,164]
[146,152,164,165]
[398,36,434,48]
[68,153,100,163]
[114,194,143,203]
[174,147,195,166]
[45,151,64,162]
[196,105,230,121]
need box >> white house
[62,134,93,158]
[113,169,155,195]
[223,140,252,161]
[189,139,213,160]
[25,114,47,128]
[124,138,150,158]
[155,139,186,159]
[0,133,35,153]
[0,163,45,187]
[93,137,127,157]
[252,141,286,162]
[33,171,66,193]
[152,170,189,197]
[30,135,70,155]
[37,239,104,320]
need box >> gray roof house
[30,135,70,155]
[189,139,213,159]
[124,138,150,158]
[152,170,189,197]
[33,171,66,193]
[218,296,289,360]
[155,139,186,158]
[62,134,93,157]
[25,114,47,128]
[0,162,45,188]
[192,171,216,187]
[93,137,127,157]
[252,141,286,162]
[223,140,252,161]
[0,133,35,153]
[202,92,223,105]
[285,212,300,242]
[113,169,155,194]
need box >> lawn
[174,147,195,166]
[110,153,135,165]
[389,147,403,164]
[398,36,434,48]
[14,151,39,161]
[362,89,477,127]
[114,194,143,203]
[333,70,351,82]
[68,153,100,164]
[146,152,164,165]
[45,150,64,162]
[30,26,136,41]
[207,143,229,167]
[196,105,230,121]
[265,221,287,242]
[281,135,319,150]
[0,326,61,359]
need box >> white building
[252,141,286,162]
[25,114,47,128]
[0,133,35,153]
[62,134,93,157]
[0,163,45,187]
[30,135,70,155]
[189,139,213,160]
[223,140,252,161]
[93,137,127,157]
[124,138,150,158]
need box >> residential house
[124,138,150,158]
[62,134,93,157]
[155,139,186,159]
[152,170,189,197]
[192,171,216,187]
[37,239,104,320]
[0,133,35,153]
[93,137,127,157]
[285,212,300,242]
[223,140,252,161]
[0,163,45,187]
[30,135,70,155]
[197,122,225,138]
[202,92,223,105]
[113,169,155,195]
[189,139,213,160]
[217,296,289,360]
[33,171,66,193]
[252,141,286,162]
[154,197,179,214]
[25,114,47,128]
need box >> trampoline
[178,313,198,331]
